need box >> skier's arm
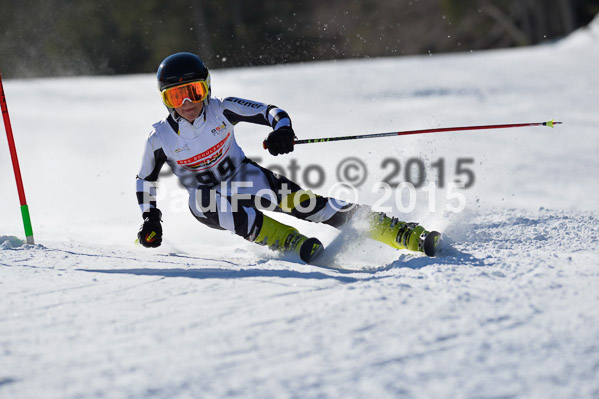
[136,134,167,214]
[221,97,292,130]
[222,97,295,155]
[136,134,167,247]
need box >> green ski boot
[253,215,324,264]
[368,213,441,256]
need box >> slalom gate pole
[0,71,34,244]
[263,120,562,149]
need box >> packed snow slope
[2,17,599,399]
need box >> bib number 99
[195,156,236,186]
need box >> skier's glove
[264,126,296,156]
[138,208,162,248]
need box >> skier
[136,52,440,263]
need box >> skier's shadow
[78,267,362,283]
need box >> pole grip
[262,140,301,151]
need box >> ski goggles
[160,80,209,108]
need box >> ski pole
[1,71,35,244]
[263,120,562,149]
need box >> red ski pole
[264,120,562,149]
[1,71,34,244]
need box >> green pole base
[20,204,34,244]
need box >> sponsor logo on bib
[176,133,231,171]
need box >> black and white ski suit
[136,96,352,241]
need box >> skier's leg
[260,164,440,255]
[188,182,259,239]
[253,165,440,255]
[284,193,439,255]
[188,182,323,263]
[234,159,441,256]
[240,159,357,227]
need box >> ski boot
[368,213,441,256]
[253,214,324,264]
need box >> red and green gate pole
[0,71,34,244]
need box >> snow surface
[2,18,599,399]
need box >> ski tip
[423,231,441,257]
[299,237,325,264]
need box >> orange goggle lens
[160,81,208,108]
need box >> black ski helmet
[157,52,211,97]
